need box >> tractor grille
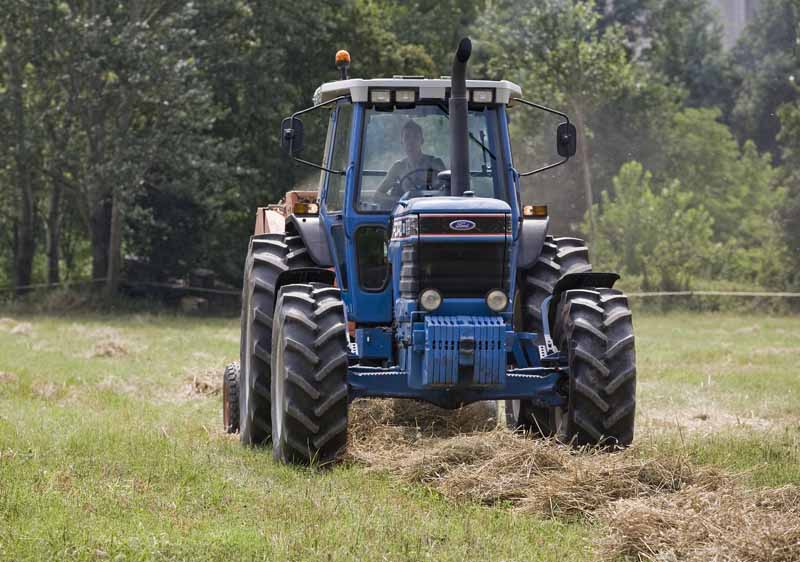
[417,242,508,298]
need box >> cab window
[357,104,506,213]
[325,104,353,212]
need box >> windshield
[357,105,507,212]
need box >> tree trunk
[47,180,63,285]
[572,102,594,242]
[104,190,122,299]
[6,26,36,295]
[90,197,112,282]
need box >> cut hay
[0,318,33,336]
[78,327,131,358]
[598,485,800,562]
[346,399,799,560]
[89,340,129,358]
[184,368,221,397]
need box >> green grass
[0,311,799,560]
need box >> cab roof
[313,78,523,105]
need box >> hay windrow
[347,399,799,561]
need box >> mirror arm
[511,97,570,121]
[510,97,572,177]
[292,157,346,175]
[518,157,568,177]
[287,95,351,175]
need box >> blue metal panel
[422,315,506,387]
[355,328,392,359]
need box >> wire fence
[1,279,799,299]
[626,290,800,298]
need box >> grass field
[0,310,798,561]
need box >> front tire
[553,288,636,447]
[271,283,349,465]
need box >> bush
[589,162,713,291]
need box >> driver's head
[401,120,424,159]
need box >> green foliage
[594,108,790,291]
[0,0,797,294]
[607,0,734,109]
[590,162,714,290]
[661,108,788,287]
[730,0,799,155]
[777,100,800,286]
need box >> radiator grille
[418,242,507,298]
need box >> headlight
[404,215,418,237]
[486,289,508,312]
[420,288,443,312]
[370,89,391,104]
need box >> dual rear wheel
[232,233,349,465]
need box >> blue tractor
[221,39,636,465]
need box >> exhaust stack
[449,37,472,197]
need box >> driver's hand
[387,182,405,198]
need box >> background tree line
[0,0,797,296]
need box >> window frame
[322,101,354,213]
[354,224,391,292]
[352,103,509,215]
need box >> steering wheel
[396,167,444,195]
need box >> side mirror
[280,116,304,155]
[556,122,577,157]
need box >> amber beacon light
[335,50,350,80]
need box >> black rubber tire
[506,236,592,433]
[270,283,349,465]
[552,288,636,447]
[222,361,240,433]
[239,232,313,446]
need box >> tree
[730,0,799,157]
[599,0,734,110]
[662,108,784,247]
[590,161,714,290]
[474,0,655,235]
[777,100,800,286]
[0,4,40,293]
[37,1,240,294]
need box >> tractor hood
[394,196,511,217]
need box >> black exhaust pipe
[449,37,471,197]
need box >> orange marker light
[335,50,351,65]
[523,205,548,218]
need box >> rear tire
[506,236,592,434]
[271,283,349,465]
[222,362,240,433]
[552,288,636,447]
[239,233,313,446]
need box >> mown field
[0,310,798,561]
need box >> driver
[377,120,445,197]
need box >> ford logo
[449,219,476,231]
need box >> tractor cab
[308,77,522,325]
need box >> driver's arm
[377,161,403,195]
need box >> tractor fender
[273,267,337,312]
[547,271,620,336]
[517,217,550,270]
[287,215,333,267]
